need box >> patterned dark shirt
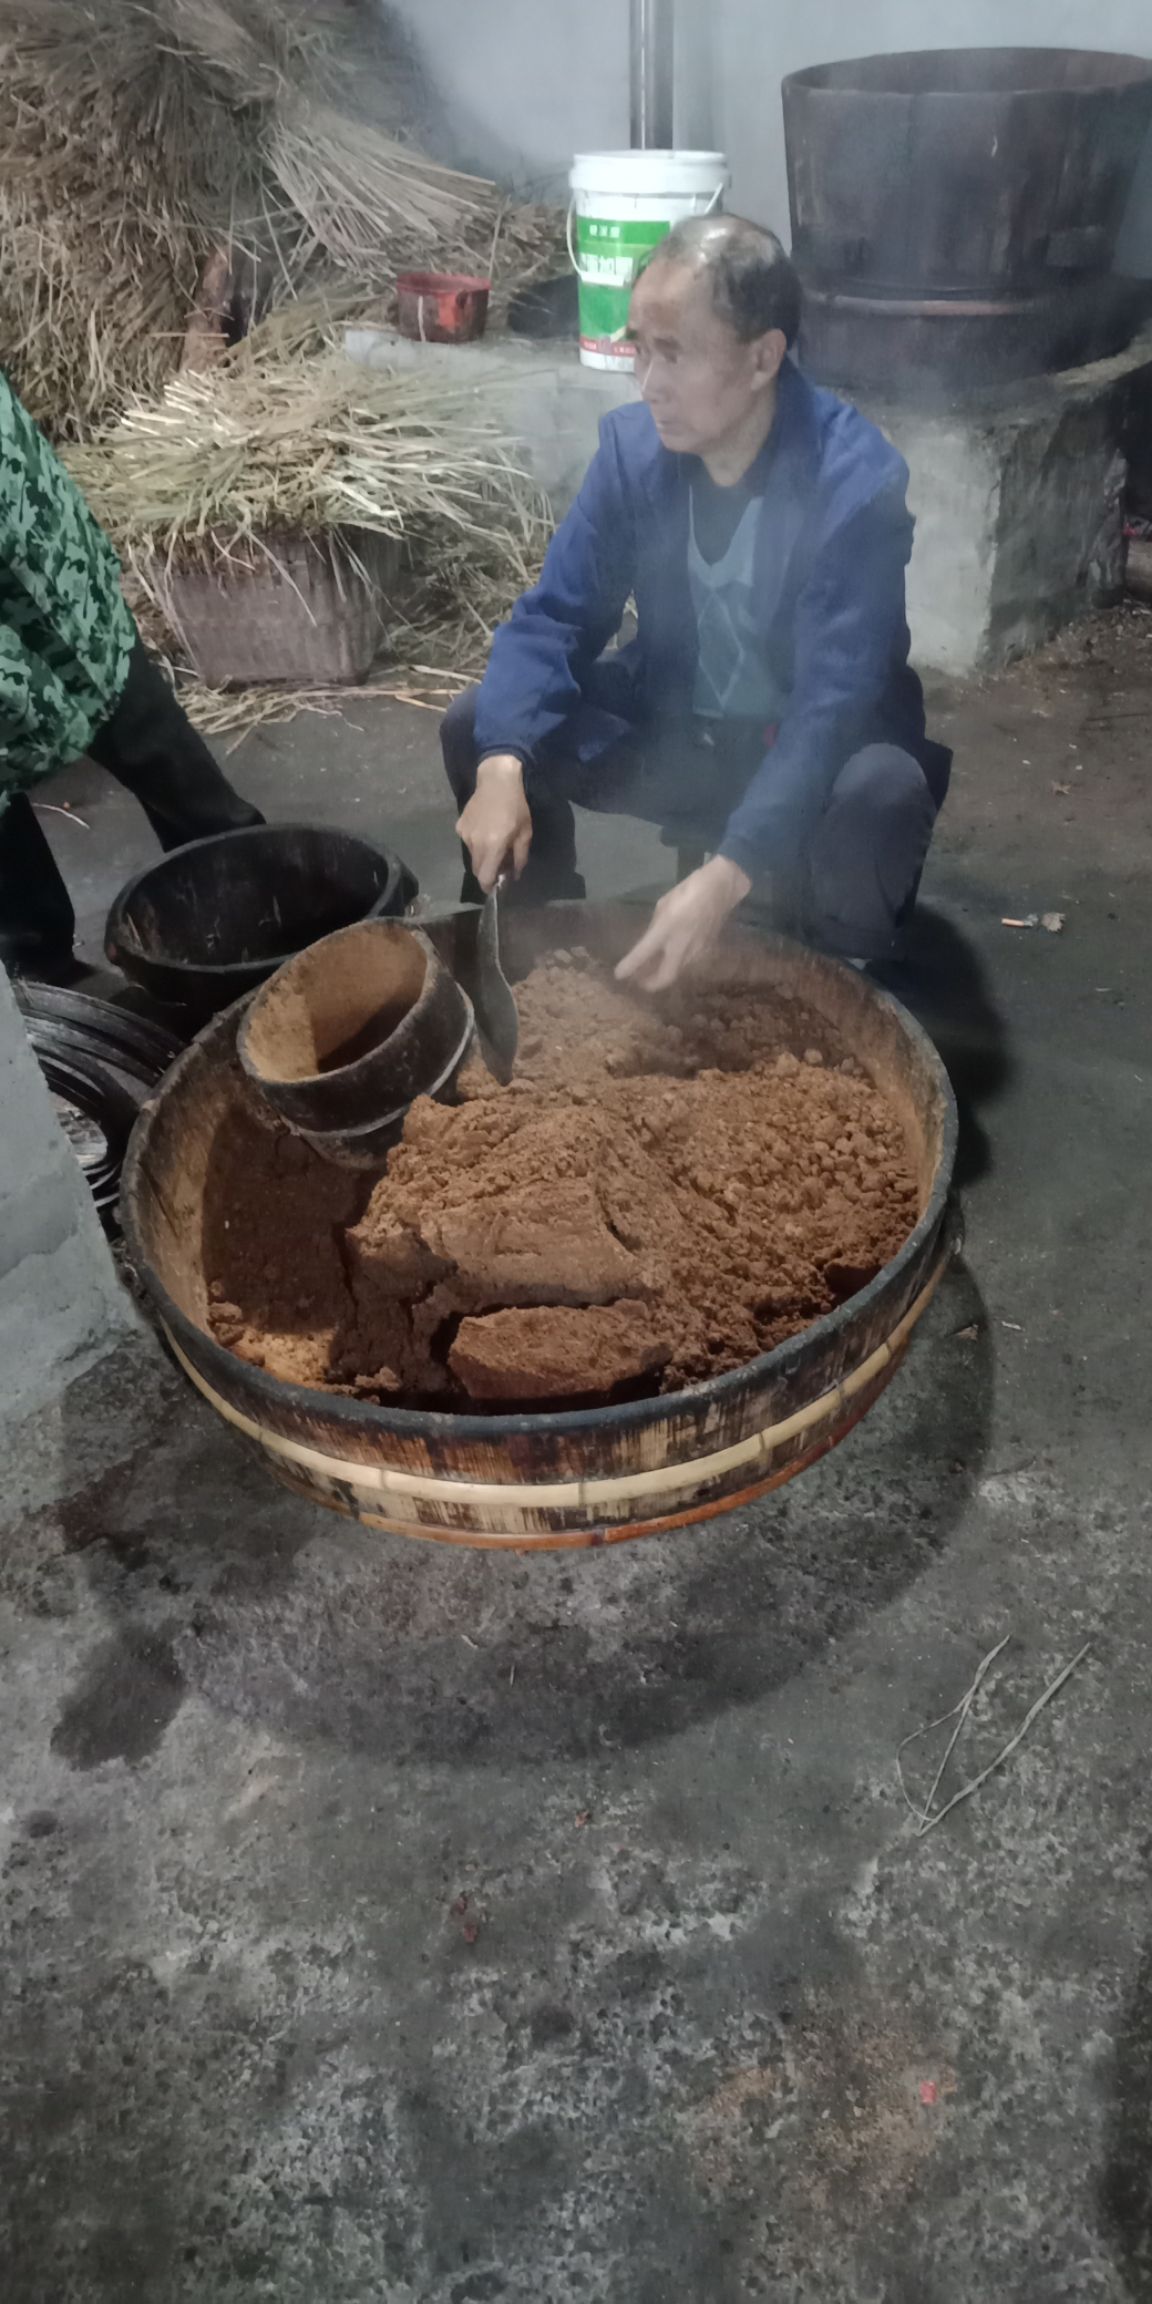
[0,374,134,811]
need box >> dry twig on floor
[179,676,455,748]
[898,1636,1092,1838]
[897,1635,1010,1828]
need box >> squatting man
[442,214,950,991]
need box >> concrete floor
[3,611,1152,2301]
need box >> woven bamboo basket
[152,528,401,687]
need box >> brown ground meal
[206,950,920,1409]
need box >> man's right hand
[455,754,534,893]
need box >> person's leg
[87,639,263,853]
[0,791,77,979]
[804,744,940,962]
[440,689,754,904]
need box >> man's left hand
[614,855,753,992]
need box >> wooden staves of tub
[122,903,959,1548]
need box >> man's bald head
[640,214,802,348]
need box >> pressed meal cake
[206,951,919,1408]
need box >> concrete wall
[347,323,1152,676]
[382,0,628,188]
[0,973,137,1419]
[383,1,1152,268]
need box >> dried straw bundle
[68,342,545,561]
[0,0,508,437]
[0,1,230,433]
[66,315,549,680]
[269,101,494,272]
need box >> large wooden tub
[121,903,959,1549]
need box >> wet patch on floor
[51,1628,186,1769]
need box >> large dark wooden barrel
[120,905,959,1550]
[783,48,1152,390]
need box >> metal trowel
[474,872,519,1084]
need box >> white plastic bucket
[568,149,730,371]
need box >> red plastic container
[395,271,491,344]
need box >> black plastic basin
[105,824,418,1019]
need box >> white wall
[383,0,628,190]
[385,0,1152,270]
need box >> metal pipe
[630,0,674,150]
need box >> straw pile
[0,0,224,433]
[66,306,550,700]
[0,0,558,439]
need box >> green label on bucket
[576,214,672,282]
[578,281,634,345]
[575,217,671,350]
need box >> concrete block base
[868,332,1152,677]
[349,323,1152,679]
[346,324,634,525]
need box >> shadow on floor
[43,1260,993,1771]
[882,904,1013,1189]
[1099,1939,1152,2297]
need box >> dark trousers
[0,639,263,972]
[441,683,946,962]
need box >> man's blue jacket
[472,358,941,883]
